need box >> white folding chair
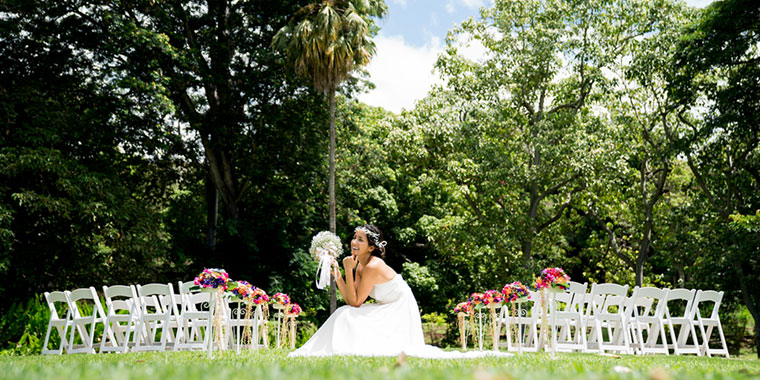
[663,288,701,356]
[42,291,72,355]
[226,297,263,351]
[553,282,588,352]
[99,285,140,353]
[586,283,632,354]
[628,287,669,355]
[134,283,176,352]
[693,290,729,357]
[175,281,214,351]
[496,290,540,352]
[66,287,107,354]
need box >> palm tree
[273,0,387,314]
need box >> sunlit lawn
[1,349,758,380]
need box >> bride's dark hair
[357,224,386,259]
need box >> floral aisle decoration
[502,281,531,353]
[483,290,504,351]
[250,288,270,348]
[534,267,571,358]
[468,292,486,350]
[453,301,472,350]
[230,281,268,348]
[284,303,302,349]
[193,268,232,353]
[309,231,343,290]
[271,292,293,348]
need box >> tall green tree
[585,0,692,286]
[668,0,760,356]
[0,2,179,307]
[7,0,326,253]
[412,0,654,275]
[272,0,387,313]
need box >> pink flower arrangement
[453,301,472,314]
[534,267,570,291]
[230,280,253,300]
[193,268,231,290]
[483,289,504,305]
[271,292,291,306]
[250,287,270,305]
[502,281,530,302]
[286,303,302,316]
[468,292,485,306]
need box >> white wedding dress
[288,274,511,358]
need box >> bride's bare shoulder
[365,258,397,279]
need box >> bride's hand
[331,258,341,279]
[342,255,357,272]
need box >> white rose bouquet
[309,231,343,289]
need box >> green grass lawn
[0,349,758,380]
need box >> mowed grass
[0,349,758,380]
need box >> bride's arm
[332,260,350,302]
[343,262,379,307]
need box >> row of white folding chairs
[495,282,729,357]
[42,282,265,355]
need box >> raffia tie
[289,315,296,349]
[242,303,253,346]
[541,289,549,351]
[279,312,289,348]
[214,288,224,351]
[510,302,517,348]
[261,306,269,348]
[489,304,498,351]
[469,312,477,349]
[457,313,466,350]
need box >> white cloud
[391,0,407,7]
[359,32,488,114]
[685,0,714,7]
[359,35,443,114]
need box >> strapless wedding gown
[288,274,511,358]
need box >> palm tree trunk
[329,89,337,314]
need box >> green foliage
[0,295,49,356]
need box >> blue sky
[358,0,716,114]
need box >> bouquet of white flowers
[309,231,343,289]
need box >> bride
[289,225,510,358]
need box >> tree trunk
[328,89,337,314]
[521,237,534,273]
[205,176,218,251]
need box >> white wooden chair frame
[99,285,140,354]
[175,281,214,351]
[693,290,729,357]
[628,287,670,355]
[66,287,107,354]
[134,283,176,352]
[587,283,632,354]
[42,291,72,355]
[663,288,701,356]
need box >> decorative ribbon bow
[315,248,333,290]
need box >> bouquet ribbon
[315,249,332,290]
